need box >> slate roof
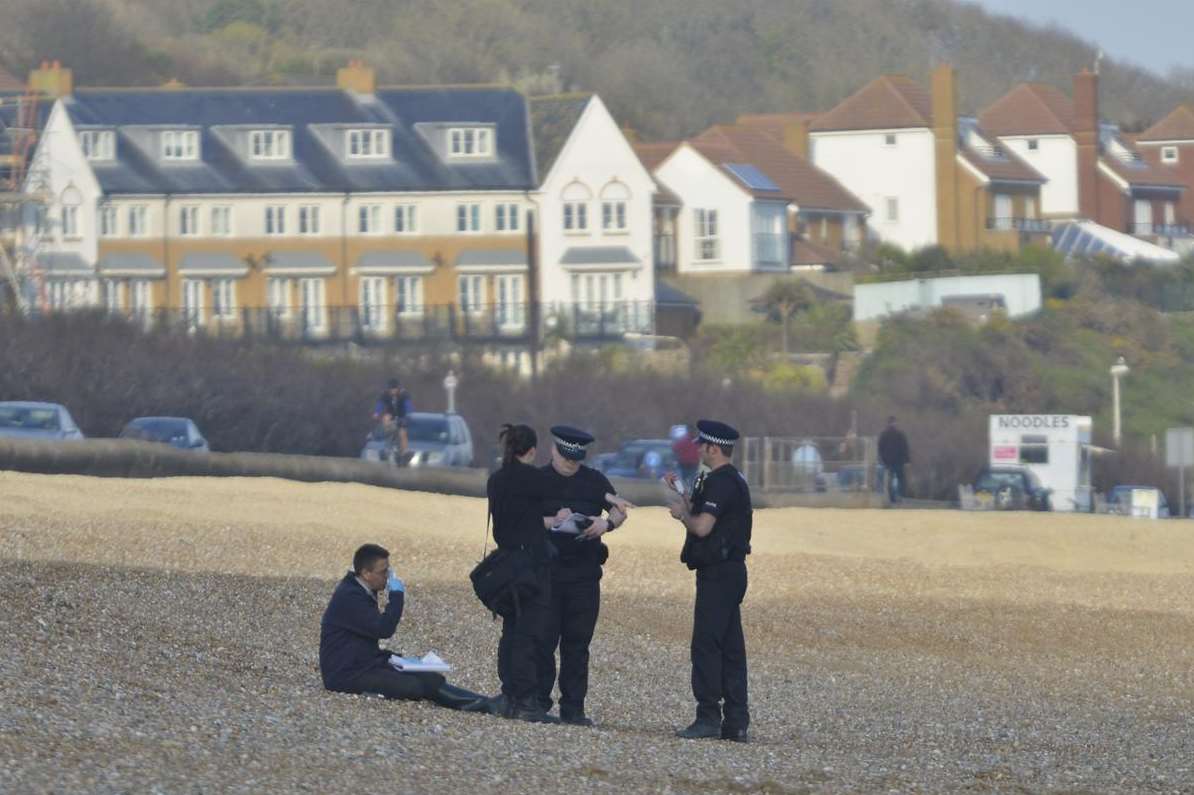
[977,83,1076,137]
[60,86,536,196]
[1138,105,1194,143]
[956,118,1046,184]
[810,75,932,132]
[692,125,869,212]
[528,93,592,183]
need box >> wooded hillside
[2,0,1192,138]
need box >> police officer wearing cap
[665,419,752,743]
[536,425,630,726]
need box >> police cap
[696,419,739,447]
[550,425,595,461]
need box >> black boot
[675,720,721,739]
[431,683,489,712]
[560,711,594,727]
[721,725,750,743]
[504,697,558,723]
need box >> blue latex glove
[387,572,405,593]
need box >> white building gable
[994,134,1079,216]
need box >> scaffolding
[0,85,44,312]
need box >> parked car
[972,465,1052,511]
[361,412,474,468]
[599,439,678,481]
[1105,485,1170,518]
[0,401,84,441]
[119,417,209,452]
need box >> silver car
[361,412,475,467]
[0,401,85,441]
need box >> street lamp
[443,370,458,414]
[1110,355,1129,447]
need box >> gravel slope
[2,472,1194,793]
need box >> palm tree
[757,280,813,354]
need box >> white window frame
[563,202,589,232]
[267,277,293,320]
[299,278,327,333]
[162,130,199,161]
[1025,197,1037,219]
[211,278,237,321]
[449,127,493,158]
[250,129,291,160]
[179,205,200,237]
[495,203,521,232]
[456,202,481,233]
[993,194,1013,230]
[601,201,627,232]
[694,208,719,261]
[347,129,389,159]
[128,205,148,238]
[265,205,286,236]
[1164,201,1177,226]
[79,130,115,161]
[211,205,233,237]
[99,204,118,237]
[102,279,123,313]
[495,273,525,328]
[395,275,424,317]
[394,204,418,234]
[1161,146,1179,164]
[885,197,899,223]
[571,271,624,310]
[61,205,79,239]
[458,274,486,315]
[358,204,382,235]
[182,279,205,328]
[359,276,388,333]
[299,204,322,236]
[1134,198,1153,234]
[130,279,152,321]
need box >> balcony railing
[51,301,657,344]
[986,217,1051,233]
[1130,222,1192,237]
[752,232,787,265]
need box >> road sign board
[1166,427,1194,468]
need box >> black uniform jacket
[487,460,555,557]
[684,464,753,568]
[540,464,616,578]
[319,572,405,691]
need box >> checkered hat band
[554,437,586,452]
[699,432,733,446]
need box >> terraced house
[20,62,657,361]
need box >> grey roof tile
[560,246,640,265]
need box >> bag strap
[481,503,492,562]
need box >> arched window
[599,180,630,233]
[561,181,591,232]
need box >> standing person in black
[877,415,911,504]
[665,419,752,743]
[484,424,564,723]
[536,425,631,726]
[319,543,488,710]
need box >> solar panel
[723,162,781,192]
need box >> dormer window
[251,129,291,160]
[1162,146,1179,164]
[449,127,493,158]
[79,130,115,160]
[348,129,389,159]
[162,130,199,161]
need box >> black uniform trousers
[497,565,552,703]
[537,570,600,715]
[691,559,749,730]
[351,668,445,701]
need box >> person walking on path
[877,416,911,504]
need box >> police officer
[536,425,630,726]
[666,419,752,743]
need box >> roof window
[449,127,493,158]
[162,130,200,161]
[250,129,291,160]
[79,130,115,161]
[347,129,389,159]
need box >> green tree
[756,280,814,354]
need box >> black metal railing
[986,217,1051,233]
[78,301,657,344]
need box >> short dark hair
[353,543,389,574]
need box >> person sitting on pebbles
[319,543,489,711]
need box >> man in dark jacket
[319,543,487,710]
[877,416,911,504]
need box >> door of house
[299,278,326,334]
[182,279,204,328]
[1134,199,1153,234]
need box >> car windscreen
[614,443,675,469]
[407,417,450,443]
[0,406,60,430]
[127,420,188,443]
[976,471,1025,492]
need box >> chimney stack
[1073,70,1101,221]
[28,60,73,98]
[931,64,960,251]
[782,117,811,159]
[336,59,376,94]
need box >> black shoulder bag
[469,496,541,618]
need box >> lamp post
[1110,356,1129,447]
[443,370,458,414]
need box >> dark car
[0,401,84,441]
[120,417,209,452]
[972,466,1052,511]
[600,439,678,481]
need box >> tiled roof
[632,141,680,171]
[734,112,821,142]
[810,75,932,132]
[957,119,1046,184]
[1100,153,1185,190]
[977,83,1075,137]
[1138,105,1194,143]
[693,124,869,212]
[528,93,591,182]
[60,86,536,196]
